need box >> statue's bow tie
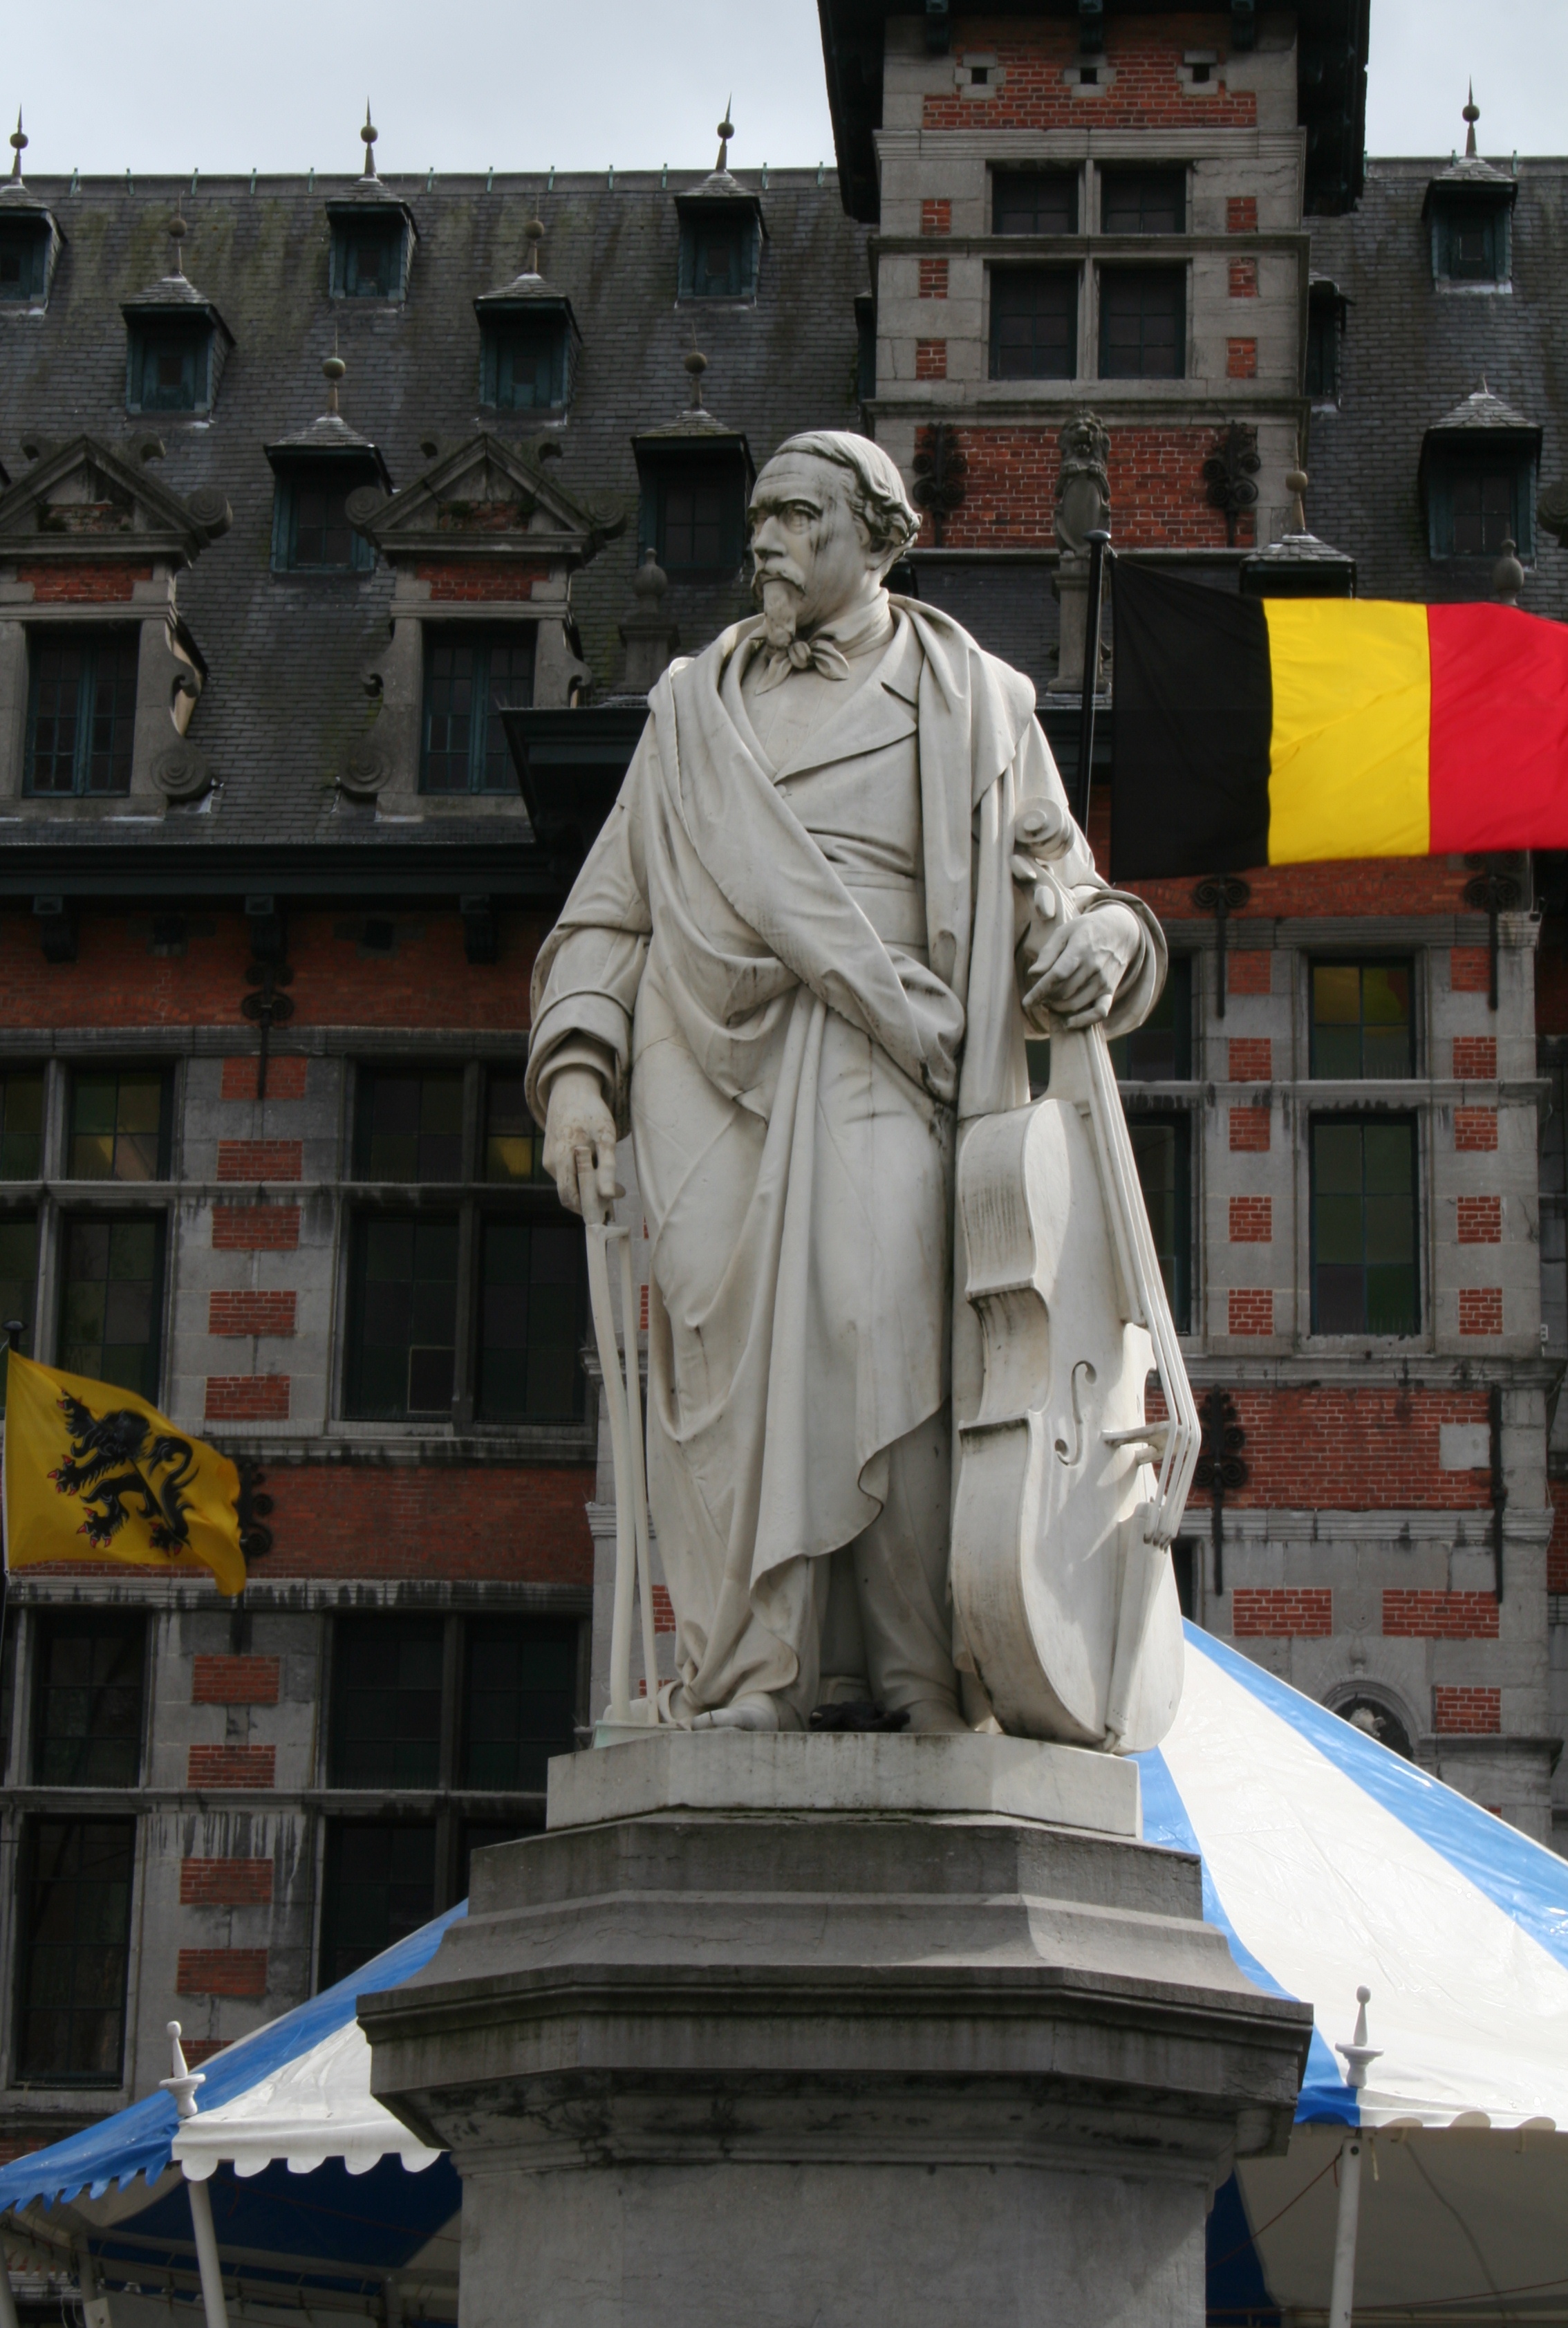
[753,633,854,693]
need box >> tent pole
[1327,2132,1363,2328]
[1329,1984,1382,2328]
[183,2169,232,2328]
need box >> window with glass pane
[318,1820,436,1988]
[680,212,755,298]
[16,1817,135,2083]
[485,1072,550,1182]
[1128,1114,1192,1330]
[1435,202,1506,283]
[60,1216,164,1397]
[463,1619,579,1788]
[0,1213,38,1413]
[333,216,405,298]
[1310,962,1413,1079]
[345,1215,458,1419]
[24,631,139,797]
[1306,292,1341,402]
[353,1068,464,1182]
[420,632,533,794]
[1430,460,1524,559]
[993,171,1077,235]
[1101,169,1185,234]
[657,472,733,571]
[989,269,1077,380]
[1099,268,1184,378]
[32,1614,145,1787]
[478,1218,587,1422]
[131,325,205,412]
[329,1615,444,1787]
[483,317,567,411]
[0,221,48,301]
[0,1070,44,1177]
[1311,1117,1419,1334]
[1110,957,1193,1081]
[68,1069,167,1180]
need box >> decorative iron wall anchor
[1193,875,1251,1018]
[911,422,967,548]
[1463,868,1522,1012]
[1203,422,1261,548]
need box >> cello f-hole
[1053,1358,1098,1466]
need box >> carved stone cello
[949,802,1200,1753]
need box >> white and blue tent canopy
[6,1631,1568,2320]
[1144,1625,1568,2321]
[0,1907,466,2321]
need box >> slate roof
[1305,157,1568,616]
[0,169,868,856]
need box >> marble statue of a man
[525,433,1165,1735]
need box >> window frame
[991,168,1079,237]
[676,204,760,301]
[1425,448,1536,561]
[640,460,747,577]
[23,626,141,799]
[1308,1111,1422,1339]
[0,1208,39,1413]
[13,1814,137,2087]
[1305,286,1343,404]
[1125,1107,1194,1334]
[1308,958,1417,1081]
[1099,167,1186,236]
[270,461,377,576]
[478,311,572,414]
[0,1068,46,1181]
[328,210,411,302]
[1430,197,1511,287]
[57,1209,169,1403]
[988,266,1079,381]
[66,1063,174,1184]
[124,317,213,416]
[1097,263,1186,380]
[0,217,51,304]
[30,1612,148,1789]
[419,627,536,796]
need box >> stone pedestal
[360,1736,1311,2328]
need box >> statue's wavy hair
[769,431,921,561]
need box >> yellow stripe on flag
[3,1352,247,1595]
[1264,599,1432,863]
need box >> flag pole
[1074,530,1112,839]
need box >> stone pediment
[0,434,230,565]
[348,431,623,566]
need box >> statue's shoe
[899,1697,971,1735]
[690,1693,783,1732]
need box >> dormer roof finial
[1464,81,1480,160]
[523,215,545,275]
[8,108,25,187]
[684,342,709,411]
[716,99,734,174]
[324,339,346,418]
[360,101,379,181]
[168,209,188,280]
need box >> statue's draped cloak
[528,603,1162,1718]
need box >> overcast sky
[5,1,1565,181]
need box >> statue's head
[749,432,920,649]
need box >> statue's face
[748,454,880,637]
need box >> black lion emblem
[48,1393,198,1553]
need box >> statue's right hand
[541,1068,618,1216]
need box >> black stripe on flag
[1109,561,1273,882]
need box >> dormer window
[1423,96,1515,290]
[634,389,754,579]
[482,315,567,411]
[1419,386,1540,562]
[680,206,758,299]
[265,355,388,575]
[25,630,140,798]
[0,215,50,304]
[331,209,409,299]
[129,319,209,413]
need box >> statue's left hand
[1021,900,1141,1029]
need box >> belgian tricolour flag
[1110,561,1568,882]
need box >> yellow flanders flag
[3,1352,247,1596]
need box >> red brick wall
[1187,1388,1492,1510]
[1228,1038,1271,1081]
[209,1291,297,1337]
[1233,1587,1332,1637]
[921,199,952,234]
[414,561,550,601]
[921,426,1237,550]
[1226,196,1258,232]
[261,1461,595,1583]
[1551,1482,1568,1593]
[1229,1197,1271,1242]
[1227,951,1271,995]
[927,15,1255,131]
[919,257,950,297]
[1455,1108,1499,1152]
[222,1055,308,1102]
[216,1141,302,1183]
[1229,1105,1271,1152]
[180,1857,274,1905]
[205,1376,290,1421]
[17,563,153,602]
[1455,1198,1502,1245]
[192,1656,281,1706]
[916,339,949,379]
[212,1205,301,1252]
[1228,259,1258,298]
[187,1745,276,1789]
[177,1949,268,1998]
[1226,337,1258,378]
[1453,1037,1497,1079]
[1227,1289,1273,1336]
[0,910,544,1032]
[1434,1686,1500,1735]
[1450,947,1491,993]
[1383,1590,1499,1639]
[1126,857,1475,924]
[1457,1288,1504,1337]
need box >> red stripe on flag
[1428,603,1568,850]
